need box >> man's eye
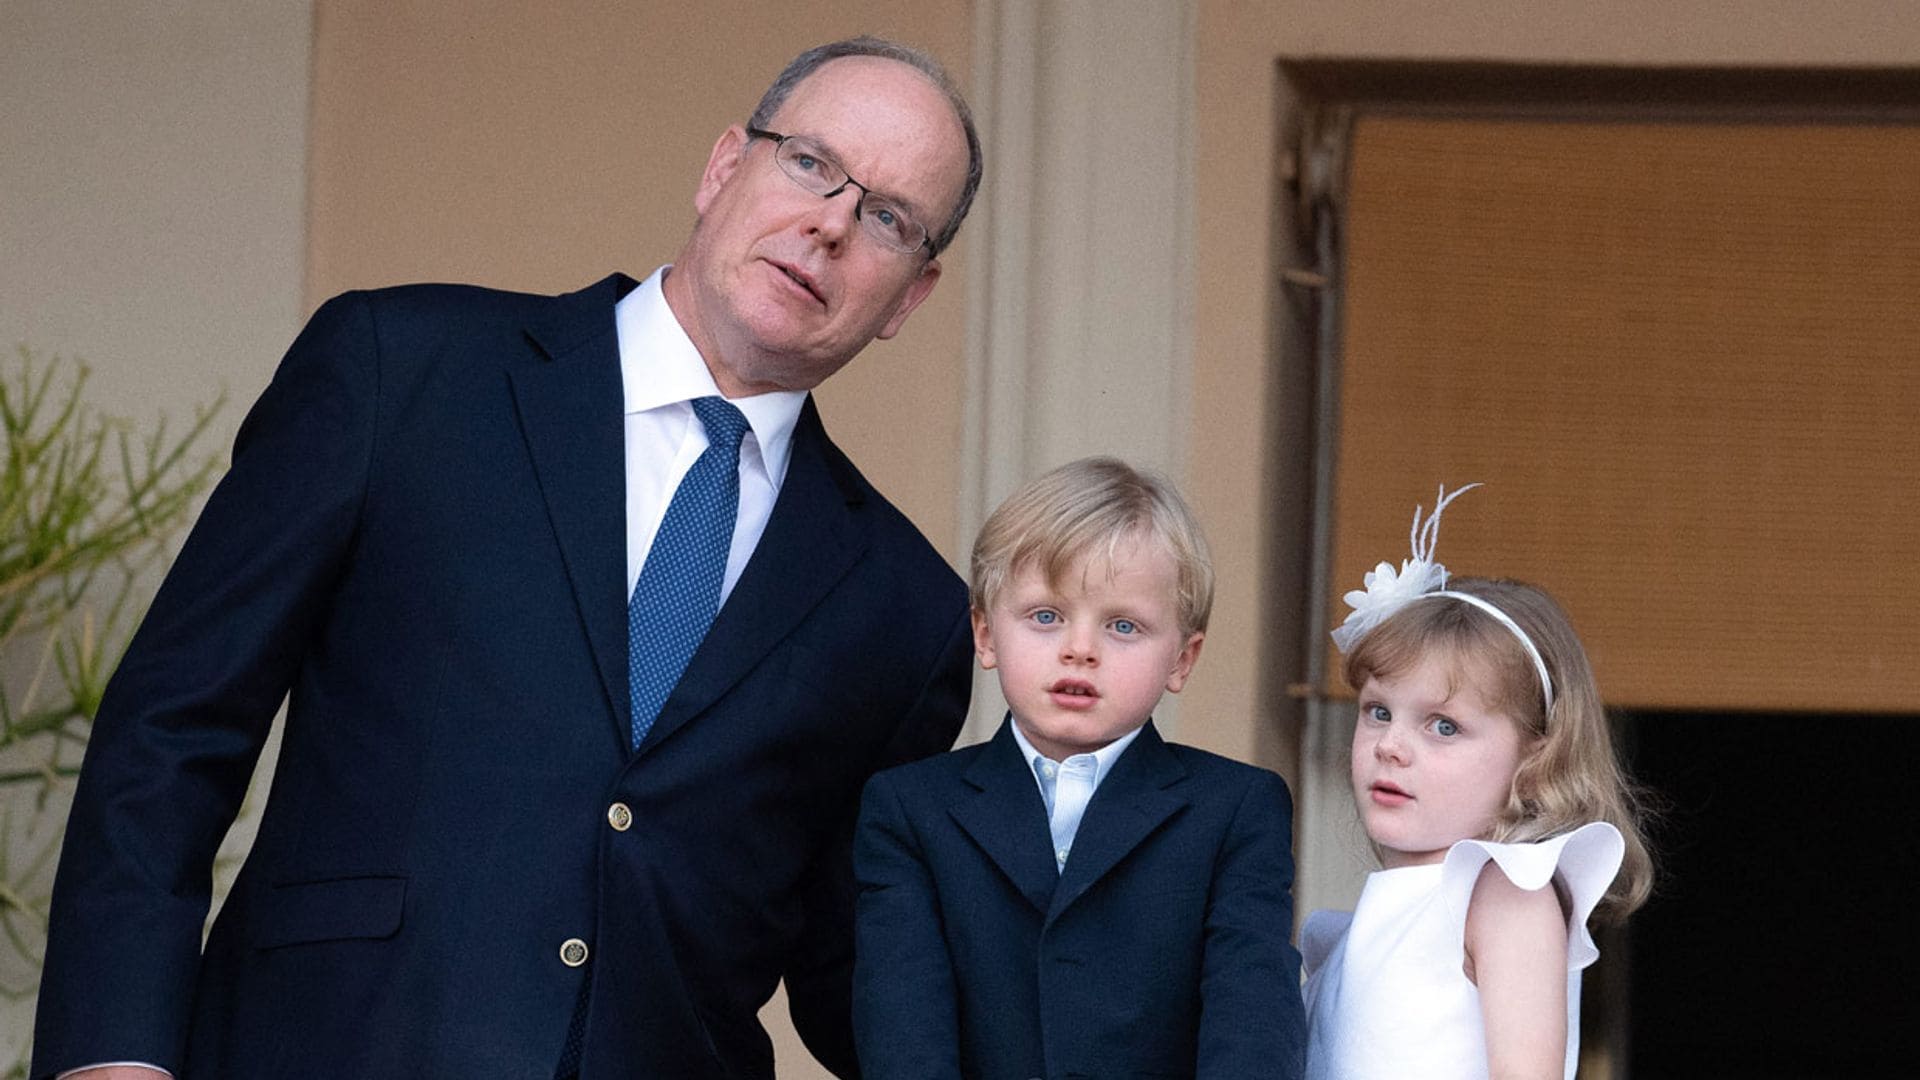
[793,153,822,172]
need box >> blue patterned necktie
[626,396,751,748]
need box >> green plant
[0,346,224,1019]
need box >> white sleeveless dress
[1301,822,1624,1080]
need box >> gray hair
[748,36,982,257]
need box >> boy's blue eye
[1433,717,1460,737]
[1112,618,1137,635]
[1365,704,1390,723]
[1032,610,1058,625]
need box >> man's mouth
[773,261,826,306]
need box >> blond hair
[1344,577,1653,922]
[970,457,1213,637]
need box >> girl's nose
[1373,726,1409,764]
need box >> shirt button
[1056,848,1070,864]
[607,802,633,831]
[559,938,590,967]
[1041,762,1057,778]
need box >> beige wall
[1,0,309,439]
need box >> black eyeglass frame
[744,126,938,257]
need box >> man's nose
[802,185,862,248]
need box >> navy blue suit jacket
[852,718,1307,1079]
[33,274,973,1079]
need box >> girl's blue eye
[1365,704,1391,723]
[1033,610,1058,625]
[1433,717,1460,737]
[1113,618,1137,635]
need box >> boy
[853,457,1307,1078]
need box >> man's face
[666,56,970,396]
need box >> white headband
[1330,483,1555,712]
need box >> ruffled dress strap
[1437,821,1625,969]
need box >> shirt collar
[1009,716,1146,791]
[615,266,807,485]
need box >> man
[33,36,982,1080]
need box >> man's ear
[1163,631,1206,693]
[970,608,997,670]
[693,125,751,217]
[874,257,942,341]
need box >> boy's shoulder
[867,734,995,790]
[1159,737,1287,786]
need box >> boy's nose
[1060,633,1099,666]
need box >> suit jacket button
[607,802,633,831]
[560,938,590,967]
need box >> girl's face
[1350,652,1536,868]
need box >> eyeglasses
[745,127,936,256]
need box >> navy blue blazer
[853,718,1307,1079]
[33,274,973,1079]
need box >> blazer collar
[951,717,1064,915]
[1046,720,1190,924]
[508,274,868,754]
[509,274,637,735]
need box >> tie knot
[690,396,750,453]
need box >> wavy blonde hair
[1343,577,1653,922]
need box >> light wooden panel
[1331,117,1920,712]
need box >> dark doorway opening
[1618,710,1916,1077]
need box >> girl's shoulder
[1441,822,1625,970]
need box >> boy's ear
[970,609,998,669]
[1163,631,1206,693]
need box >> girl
[1303,485,1652,1079]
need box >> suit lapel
[1046,722,1189,925]
[509,274,635,741]
[949,719,1061,915]
[634,397,867,754]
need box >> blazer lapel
[1046,721,1189,925]
[509,274,636,742]
[634,397,867,754]
[949,718,1061,915]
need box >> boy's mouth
[1048,679,1099,708]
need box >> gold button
[607,802,633,832]
[559,938,589,967]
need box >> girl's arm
[1464,861,1570,1079]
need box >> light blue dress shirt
[1008,720,1145,873]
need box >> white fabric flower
[1329,483,1479,653]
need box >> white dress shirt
[618,266,806,601]
[1009,720,1145,873]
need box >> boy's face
[972,535,1204,762]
